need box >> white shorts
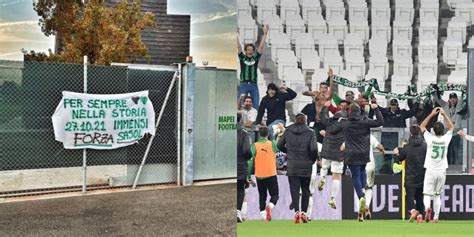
[423,169,446,196]
[321,158,344,174]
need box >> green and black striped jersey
[238,52,261,83]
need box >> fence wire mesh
[0,60,179,197]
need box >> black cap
[390,99,398,105]
[449,93,458,99]
[267,83,278,91]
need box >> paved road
[0,183,235,236]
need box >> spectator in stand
[432,89,467,165]
[237,25,269,109]
[256,83,297,139]
[238,95,258,142]
[378,98,419,174]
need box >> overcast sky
[0,0,236,69]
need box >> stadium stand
[238,0,474,123]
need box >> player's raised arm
[257,25,269,54]
[237,31,243,54]
[439,108,454,132]
[420,107,440,133]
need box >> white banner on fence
[52,91,155,149]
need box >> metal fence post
[132,71,178,189]
[177,63,182,186]
[83,55,88,194]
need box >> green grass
[237,220,474,237]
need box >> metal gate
[0,60,181,197]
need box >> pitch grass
[237,220,474,237]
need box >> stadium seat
[447,70,467,84]
[256,0,277,24]
[448,0,471,11]
[419,20,438,41]
[419,1,439,22]
[237,0,252,16]
[322,52,344,75]
[395,0,414,23]
[348,0,368,22]
[393,20,413,41]
[345,54,366,80]
[455,3,472,25]
[327,18,348,44]
[280,0,300,24]
[349,17,370,43]
[325,1,345,21]
[318,35,339,59]
[391,75,412,94]
[311,68,329,90]
[295,33,316,61]
[369,36,388,57]
[263,15,284,43]
[371,16,391,42]
[301,51,321,71]
[371,0,391,22]
[455,52,468,72]
[283,68,305,83]
[369,55,389,79]
[286,15,306,44]
[442,37,463,65]
[277,50,298,80]
[418,56,438,76]
[238,14,259,44]
[344,34,364,58]
[393,56,414,78]
[392,38,412,59]
[418,39,438,58]
[300,0,322,24]
[307,15,328,44]
[447,16,468,44]
[365,70,386,89]
[269,33,291,62]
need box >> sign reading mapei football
[52,91,155,149]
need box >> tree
[31,0,155,65]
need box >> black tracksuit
[277,123,318,212]
[394,135,427,214]
[237,127,252,211]
[256,88,297,125]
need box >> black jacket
[337,108,384,165]
[277,123,318,177]
[237,128,252,180]
[256,88,297,125]
[394,135,427,188]
[301,102,326,143]
[320,107,345,162]
[379,103,418,128]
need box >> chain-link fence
[0,60,180,197]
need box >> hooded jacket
[256,88,297,125]
[394,135,427,188]
[237,127,252,180]
[336,108,384,165]
[277,123,318,177]
[320,107,346,162]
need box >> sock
[260,210,266,219]
[310,175,317,193]
[242,202,248,217]
[320,167,328,179]
[331,180,340,198]
[424,195,432,210]
[237,210,242,218]
[365,188,372,208]
[307,195,313,218]
[433,195,441,219]
[268,202,275,209]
